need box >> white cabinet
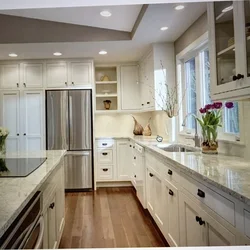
[22,63,44,88]
[0,91,20,152]
[146,167,155,215]
[163,180,180,247]
[0,63,20,89]
[208,1,250,100]
[117,140,130,181]
[0,90,44,153]
[22,91,44,152]
[120,65,141,110]
[46,61,93,88]
[46,62,68,88]
[69,62,92,87]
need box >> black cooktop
[0,157,47,177]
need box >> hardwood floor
[59,187,167,248]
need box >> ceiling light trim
[8,53,18,57]
[100,10,112,17]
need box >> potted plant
[195,102,234,154]
[0,127,9,154]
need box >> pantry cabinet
[0,90,44,153]
[0,63,20,89]
[208,1,250,100]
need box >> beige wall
[174,12,208,55]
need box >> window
[184,57,197,129]
[177,34,240,140]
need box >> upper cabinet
[208,1,250,100]
[139,43,176,110]
[46,61,93,88]
[0,63,20,89]
[22,62,44,88]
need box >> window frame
[176,32,242,143]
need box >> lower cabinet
[117,140,130,181]
[179,191,236,247]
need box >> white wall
[94,112,156,137]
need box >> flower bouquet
[0,127,9,154]
[195,102,234,154]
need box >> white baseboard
[96,181,132,188]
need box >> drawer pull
[134,175,136,178]
[133,146,135,148]
[102,152,108,156]
[195,216,205,226]
[102,143,108,146]
[49,202,55,209]
[149,173,154,177]
[102,168,108,172]
[169,189,174,196]
[168,169,173,175]
[147,101,150,104]
[134,157,136,160]
[130,145,132,147]
[197,189,205,198]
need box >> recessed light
[160,27,168,31]
[222,5,233,13]
[175,5,185,10]
[100,10,112,17]
[99,50,107,55]
[9,53,18,57]
[53,52,62,56]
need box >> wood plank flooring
[59,187,167,248]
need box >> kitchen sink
[154,144,200,153]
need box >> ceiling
[0,5,143,32]
[0,2,207,62]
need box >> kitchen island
[0,150,66,246]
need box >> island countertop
[0,150,66,238]
[96,136,250,206]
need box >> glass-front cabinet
[208,1,250,100]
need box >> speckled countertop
[0,150,66,238]
[96,136,250,206]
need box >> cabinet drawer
[98,166,113,180]
[181,174,235,226]
[162,163,180,184]
[97,140,115,149]
[145,152,162,176]
[97,149,113,164]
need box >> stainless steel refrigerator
[46,90,93,191]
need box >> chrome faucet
[182,113,201,147]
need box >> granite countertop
[0,150,66,238]
[96,136,250,206]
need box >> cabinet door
[22,91,44,151]
[179,192,205,246]
[163,180,180,247]
[0,63,20,89]
[46,62,68,87]
[22,63,44,88]
[203,210,236,246]
[120,65,140,110]
[154,174,164,230]
[146,168,155,216]
[48,194,57,249]
[69,62,92,87]
[0,91,20,152]
[145,53,155,108]
[117,140,130,181]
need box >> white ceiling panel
[0,5,142,32]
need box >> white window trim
[176,32,244,144]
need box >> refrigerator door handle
[69,95,73,149]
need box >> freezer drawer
[64,151,92,190]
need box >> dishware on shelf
[101,90,111,95]
[100,75,110,81]
[103,100,112,110]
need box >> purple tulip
[225,102,234,109]
[205,104,213,110]
[199,108,207,114]
[214,102,223,109]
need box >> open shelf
[96,94,118,98]
[217,44,235,56]
[96,81,117,85]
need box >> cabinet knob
[169,189,174,196]
[197,189,205,198]
[102,152,108,156]
[17,133,19,136]
[133,146,135,148]
[130,145,132,147]
[23,83,26,87]
[141,104,144,106]
[65,82,67,85]
[149,173,154,177]
[237,74,244,80]
[134,175,136,178]
[49,202,55,209]
[23,133,26,136]
[147,102,150,104]
[16,83,19,87]
[72,82,74,85]
[103,168,108,172]
[134,156,136,160]
[102,143,107,146]
[168,169,173,175]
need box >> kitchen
[0,0,250,249]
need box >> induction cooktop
[0,157,47,177]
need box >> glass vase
[0,140,6,155]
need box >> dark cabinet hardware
[72,82,74,85]
[16,83,19,87]
[197,189,205,198]
[103,168,108,172]
[147,102,150,104]
[195,216,205,225]
[149,173,154,177]
[17,133,19,136]
[49,202,55,209]
[233,75,237,81]
[134,175,136,178]
[102,143,107,146]
[134,157,136,160]
[23,83,26,87]
[130,145,132,147]
[168,169,173,175]
[237,74,244,80]
[102,152,108,156]
[142,104,144,106]
[196,216,200,222]
[65,82,67,85]
[169,189,174,196]
[133,146,135,148]
[23,133,26,136]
